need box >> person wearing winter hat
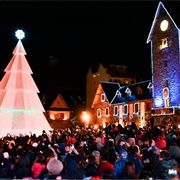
[46,157,63,176]
[38,158,64,179]
[113,149,128,179]
[127,146,144,176]
[169,145,180,159]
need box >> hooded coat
[113,149,128,179]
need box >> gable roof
[95,80,152,106]
[123,80,152,101]
[49,93,70,111]
[146,1,179,44]
[100,81,121,104]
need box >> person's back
[85,154,99,179]
[122,161,138,179]
[155,131,166,150]
[128,146,144,176]
[106,140,117,164]
[98,148,114,179]
[31,154,46,179]
[153,150,178,180]
[13,150,32,179]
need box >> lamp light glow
[15,30,25,40]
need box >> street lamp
[81,111,90,127]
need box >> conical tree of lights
[0,30,52,137]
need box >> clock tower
[147,2,180,125]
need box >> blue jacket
[128,153,144,174]
[113,158,128,179]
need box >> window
[165,80,168,87]
[160,38,168,50]
[123,104,128,115]
[97,109,101,118]
[134,103,139,114]
[105,107,109,117]
[113,106,118,116]
[123,79,130,84]
[146,102,151,111]
[101,93,105,102]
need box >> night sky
[0,1,179,99]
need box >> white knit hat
[47,157,63,175]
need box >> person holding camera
[76,141,87,159]
[63,144,84,179]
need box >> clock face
[160,20,168,31]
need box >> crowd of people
[0,121,180,179]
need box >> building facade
[86,63,137,110]
[147,2,180,127]
[91,81,153,128]
[91,2,180,129]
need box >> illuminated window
[160,38,168,50]
[101,93,105,102]
[97,109,101,118]
[123,79,130,84]
[134,103,139,114]
[105,107,109,117]
[163,87,170,107]
[113,106,118,116]
[123,104,128,115]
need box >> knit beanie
[47,157,63,175]
[169,145,180,159]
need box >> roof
[41,86,85,111]
[100,80,152,105]
[42,92,71,111]
[48,93,70,111]
[100,81,121,104]
[146,1,179,44]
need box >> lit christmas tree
[0,30,52,137]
